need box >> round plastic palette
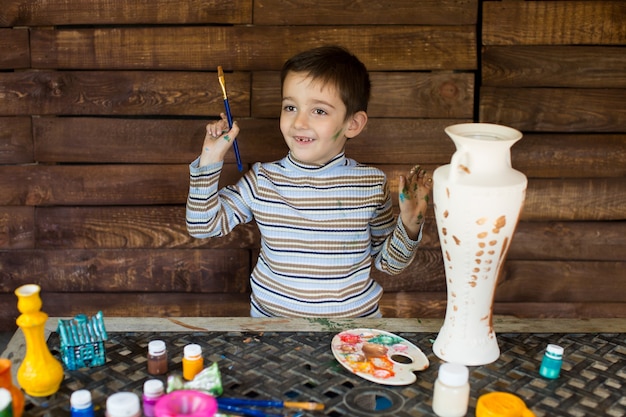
[331,328,429,385]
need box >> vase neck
[455,137,516,171]
[445,123,522,178]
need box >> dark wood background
[1,0,624,330]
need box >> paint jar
[539,344,563,379]
[476,392,536,417]
[0,388,12,417]
[182,344,204,381]
[143,379,165,417]
[70,389,94,417]
[147,340,168,375]
[432,362,470,417]
[106,392,141,417]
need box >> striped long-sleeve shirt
[186,152,421,317]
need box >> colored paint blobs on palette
[331,329,429,386]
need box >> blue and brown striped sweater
[186,152,421,317]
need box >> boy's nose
[293,112,308,129]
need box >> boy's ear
[345,111,368,139]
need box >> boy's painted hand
[199,113,240,167]
[398,165,433,240]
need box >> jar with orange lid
[476,392,536,417]
[182,344,204,381]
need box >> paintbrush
[217,402,284,417]
[217,66,244,172]
[217,397,325,411]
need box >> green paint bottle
[0,388,13,417]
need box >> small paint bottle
[432,362,470,417]
[539,344,564,379]
[70,389,94,417]
[142,379,164,417]
[182,343,204,381]
[0,388,13,417]
[147,340,168,375]
[105,392,141,417]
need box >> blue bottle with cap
[539,344,564,379]
[70,389,95,417]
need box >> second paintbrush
[217,66,243,172]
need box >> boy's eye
[313,108,327,115]
[283,105,296,112]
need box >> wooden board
[0,206,34,249]
[0,0,252,26]
[34,206,261,250]
[522,178,626,221]
[511,134,626,178]
[0,117,32,164]
[0,249,251,293]
[0,28,29,69]
[30,26,476,71]
[253,0,478,25]
[0,71,251,117]
[483,1,626,46]
[479,87,626,132]
[482,46,626,88]
[497,261,626,303]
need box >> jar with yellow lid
[476,392,536,417]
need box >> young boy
[186,45,432,318]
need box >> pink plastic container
[154,390,217,417]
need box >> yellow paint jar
[182,344,204,381]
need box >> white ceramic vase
[432,123,527,366]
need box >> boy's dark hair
[280,45,371,120]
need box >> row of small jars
[71,341,204,417]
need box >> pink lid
[154,390,217,417]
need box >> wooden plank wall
[480,0,626,318]
[0,0,624,330]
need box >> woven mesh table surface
[22,331,625,417]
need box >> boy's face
[280,72,365,166]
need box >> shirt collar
[286,152,347,172]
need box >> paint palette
[331,328,429,385]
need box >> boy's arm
[186,116,250,238]
[373,214,423,276]
[185,159,254,238]
[372,166,432,275]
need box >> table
[2,317,625,417]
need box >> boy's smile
[280,72,366,165]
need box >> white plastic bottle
[432,362,470,417]
[106,392,141,417]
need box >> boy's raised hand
[398,165,433,240]
[199,113,240,167]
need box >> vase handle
[449,147,469,183]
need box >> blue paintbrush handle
[223,98,243,172]
[218,398,283,408]
[217,402,283,417]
